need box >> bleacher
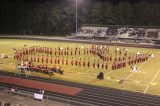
[73,24,160,40]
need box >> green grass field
[0,39,160,96]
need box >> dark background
[0,0,160,35]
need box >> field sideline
[0,38,160,96]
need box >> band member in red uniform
[66,57,68,65]
[64,48,67,55]
[124,51,127,57]
[115,49,117,56]
[34,55,36,62]
[119,49,121,55]
[105,62,108,70]
[55,49,57,55]
[84,49,86,55]
[79,50,81,55]
[71,57,73,66]
[37,54,40,63]
[115,57,117,62]
[75,58,78,66]
[46,55,48,64]
[87,58,90,67]
[57,56,60,64]
[42,55,44,64]
[79,58,81,67]
[50,56,52,64]
[97,60,100,69]
[62,57,64,65]
[70,49,73,56]
[83,58,86,67]
[75,49,77,55]
[58,49,61,55]
[66,51,69,56]
[50,48,52,55]
[55,57,57,64]
[67,46,69,51]
[87,48,89,54]
[93,59,96,68]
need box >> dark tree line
[0,0,160,36]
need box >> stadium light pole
[75,0,78,36]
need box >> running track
[0,71,160,106]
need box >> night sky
[4,0,160,4]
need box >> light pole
[75,0,78,36]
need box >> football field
[0,38,160,96]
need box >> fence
[0,86,97,106]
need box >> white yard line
[143,66,160,93]
[125,60,148,81]
[65,67,74,71]
[106,70,114,75]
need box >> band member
[115,49,117,56]
[55,57,57,64]
[70,49,73,56]
[58,49,61,55]
[105,62,108,70]
[124,51,127,57]
[66,57,68,65]
[71,57,73,66]
[84,49,86,55]
[50,56,52,64]
[67,46,69,51]
[115,57,117,62]
[87,58,90,67]
[62,57,64,65]
[75,49,77,55]
[119,49,121,55]
[46,55,48,64]
[93,59,96,68]
[50,48,52,55]
[87,48,89,54]
[66,51,69,56]
[55,49,57,55]
[79,50,81,55]
[83,58,86,67]
[61,49,63,55]
[79,58,81,67]
[37,54,40,63]
[64,48,67,55]
[75,58,78,66]
[34,55,36,62]
[47,48,49,54]
[57,56,60,64]
[97,60,100,69]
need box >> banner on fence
[34,93,43,100]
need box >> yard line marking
[106,70,113,75]
[143,66,160,93]
[65,66,75,71]
[125,60,149,81]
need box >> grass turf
[0,38,160,96]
